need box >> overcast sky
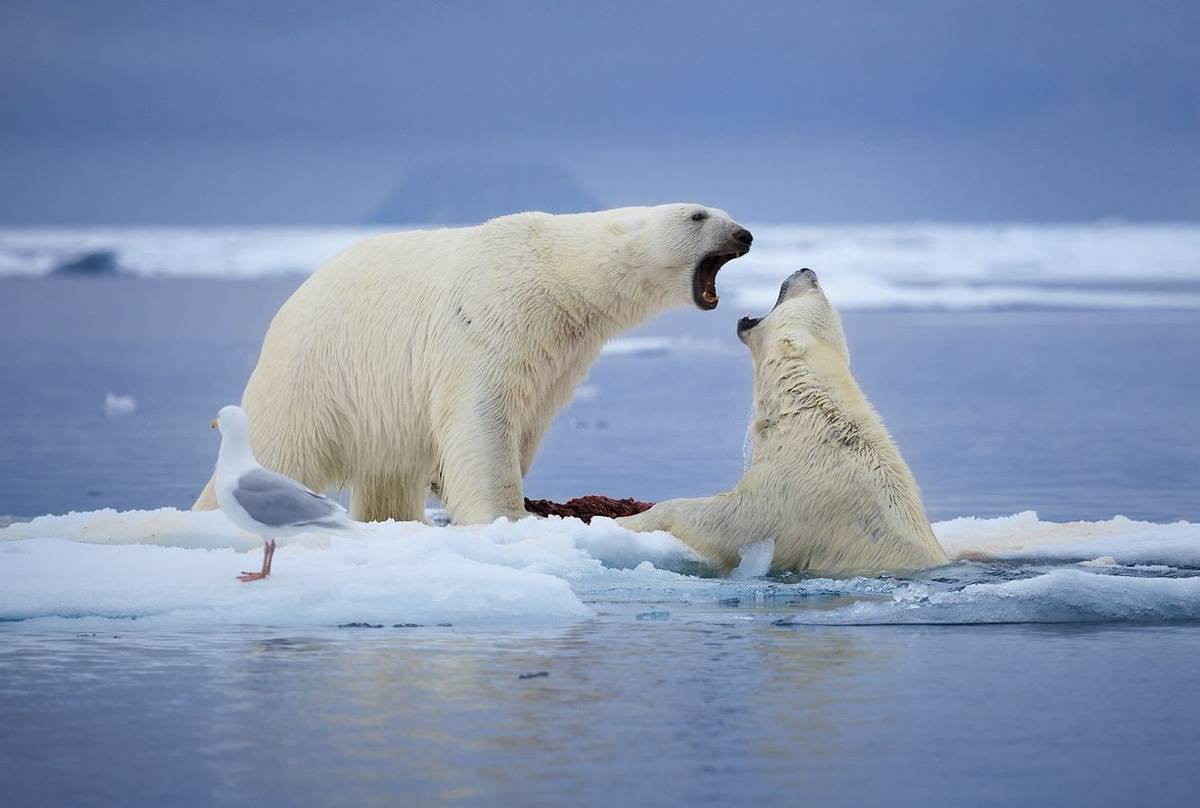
[2,0,1198,224]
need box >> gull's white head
[212,405,256,469]
[211,405,250,437]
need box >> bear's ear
[610,214,646,236]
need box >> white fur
[618,271,948,576]
[193,205,748,524]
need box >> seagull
[210,405,358,582]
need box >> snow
[3,223,1199,311]
[0,510,700,626]
[1,508,1197,627]
[936,510,1200,567]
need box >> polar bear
[193,205,752,524]
[618,269,947,576]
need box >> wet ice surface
[2,274,1200,805]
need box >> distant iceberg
[366,159,598,224]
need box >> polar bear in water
[619,269,948,576]
[193,205,752,524]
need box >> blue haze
[1,0,1198,224]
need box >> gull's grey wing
[233,468,347,528]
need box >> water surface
[2,278,1199,806]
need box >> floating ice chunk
[0,511,601,625]
[600,335,730,358]
[731,540,775,579]
[601,336,673,357]
[936,511,1200,568]
[571,384,600,402]
[103,393,137,416]
[1079,556,1118,567]
[574,517,701,572]
[774,569,1200,625]
[0,535,591,626]
[1128,564,1177,574]
[0,507,265,551]
[0,508,705,626]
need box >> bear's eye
[690,211,708,222]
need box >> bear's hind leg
[192,474,219,511]
[351,476,427,524]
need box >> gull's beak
[211,419,218,430]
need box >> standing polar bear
[193,205,752,524]
[619,269,947,575]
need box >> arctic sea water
[1,225,1199,806]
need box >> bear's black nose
[734,228,753,246]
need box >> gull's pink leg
[238,539,275,582]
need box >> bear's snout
[733,228,753,247]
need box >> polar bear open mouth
[692,250,748,310]
[737,268,818,340]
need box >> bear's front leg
[436,404,529,525]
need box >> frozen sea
[1,225,1199,806]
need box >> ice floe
[1,508,1197,627]
[936,511,1200,567]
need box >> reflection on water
[4,616,1200,805]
